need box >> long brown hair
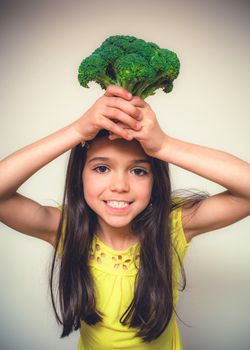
[49,130,208,342]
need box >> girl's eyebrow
[87,157,151,165]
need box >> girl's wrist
[70,118,89,144]
[68,122,86,144]
[152,134,174,161]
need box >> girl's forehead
[86,137,147,159]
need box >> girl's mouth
[104,200,132,211]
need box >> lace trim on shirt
[88,234,140,276]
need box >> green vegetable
[78,35,180,99]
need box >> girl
[0,84,249,349]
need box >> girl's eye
[132,168,148,176]
[94,165,109,173]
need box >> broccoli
[78,35,180,100]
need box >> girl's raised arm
[121,97,250,242]
[0,86,142,247]
[0,123,84,247]
[158,136,250,241]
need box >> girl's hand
[72,85,144,142]
[109,96,168,158]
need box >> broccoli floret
[101,35,137,51]
[114,54,156,94]
[78,35,180,99]
[78,54,115,89]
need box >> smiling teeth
[107,201,129,208]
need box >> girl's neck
[97,225,138,251]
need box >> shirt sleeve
[56,205,65,257]
[169,206,192,262]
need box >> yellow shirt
[57,207,191,350]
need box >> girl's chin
[98,217,132,230]
[102,221,130,229]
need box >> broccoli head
[78,35,180,99]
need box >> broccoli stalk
[78,35,180,99]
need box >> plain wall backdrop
[0,0,249,349]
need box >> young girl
[0,84,249,349]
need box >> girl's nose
[110,174,130,192]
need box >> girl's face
[82,136,153,234]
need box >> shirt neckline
[94,234,140,255]
[89,235,140,275]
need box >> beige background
[0,0,249,349]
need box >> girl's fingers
[108,122,136,141]
[100,117,133,140]
[109,132,134,141]
[104,85,132,100]
[103,106,142,131]
[109,133,122,140]
[130,96,147,108]
[105,97,142,120]
[104,85,145,109]
[109,122,129,140]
